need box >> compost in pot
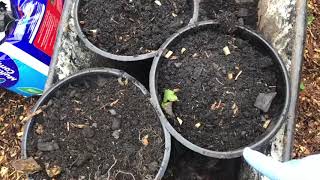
[157,25,286,151]
[26,75,165,179]
[199,0,258,28]
[78,0,193,56]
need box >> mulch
[293,0,320,158]
[0,89,38,179]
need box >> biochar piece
[254,92,277,112]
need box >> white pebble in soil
[108,109,117,116]
[91,122,98,128]
[112,130,121,139]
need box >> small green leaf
[162,89,178,108]
[163,89,178,102]
[18,87,43,95]
[300,82,305,91]
[307,15,315,26]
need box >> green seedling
[161,89,178,108]
[307,15,315,26]
[300,82,305,91]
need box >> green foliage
[300,82,305,91]
[307,15,315,26]
[162,89,178,108]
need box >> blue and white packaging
[0,0,64,97]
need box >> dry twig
[115,170,136,180]
[22,100,53,123]
[107,155,117,180]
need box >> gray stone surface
[258,0,296,69]
[48,0,97,84]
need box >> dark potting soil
[158,26,285,151]
[78,0,193,56]
[199,0,259,29]
[27,77,164,179]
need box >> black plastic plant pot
[74,0,199,61]
[149,21,291,159]
[22,68,171,179]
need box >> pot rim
[21,68,172,179]
[73,0,199,61]
[149,20,291,159]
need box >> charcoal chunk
[254,92,277,112]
